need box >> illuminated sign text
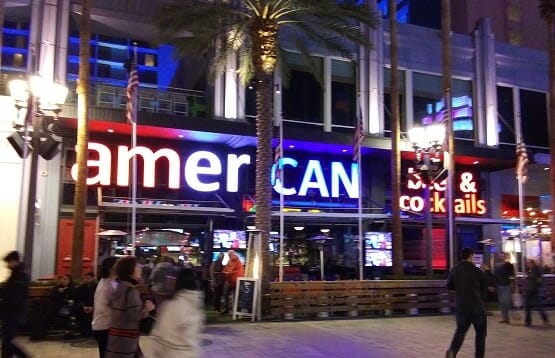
[71,142,359,198]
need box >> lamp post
[408,124,445,277]
[8,75,68,274]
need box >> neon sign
[399,168,487,215]
[70,142,359,199]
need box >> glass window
[282,53,323,125]
[384,67,406,134]
[451,78,473,140]
[521,89,548,148]
[331,59,355,130]
[412,72,442,125]
[497,86,515,145]
[413,72,473,140]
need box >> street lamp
[408,123,445,277]
[8,75,68,275]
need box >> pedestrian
[0,250,30,358]
[445,248,487,358]
[221,250,244,314]
[149,256,176,308]
[92,256,118,358]
[481,264,496,316]
[75,272,97,337]
[210,252,225,312]
[106,256,156,358]
[524,259,550,327]
[151,268,204,357]
[493,252,514,323]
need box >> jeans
[496,285,512,322]
[93,329,108,358]
[222,282,236,313]
[524,290,549,325]
[448,305,487,358]
[2,319,29,358]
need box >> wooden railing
[269,280,454,320]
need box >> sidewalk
[12,311,555,357]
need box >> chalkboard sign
[232,277,259,321]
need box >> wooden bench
[270,280,454,320]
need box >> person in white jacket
[92,257,118,358]
[151,268,204,358]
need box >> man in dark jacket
[75,272,97,336]
[0,251,30,358]
[524,259,550,326]
[445,248,487,358]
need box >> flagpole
[513,88,525,277]
[278,118,284,282]
[358,143,363,281]
[131,44,138,253]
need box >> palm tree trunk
[71,0,90,279]
[389,0,403,276]
[442,0,455,268]
[547,16,555,251]
[253,72,274,307]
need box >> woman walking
[106,257,155,358]
[92,257,118,358]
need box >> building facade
[0,0,551,279]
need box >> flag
[126,61,139,124]
[274,132,282,184]
[515,141,529,183]
[353,108,363,162]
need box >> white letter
[184,151,222,192]
[272,157,298,195]
[226,154,251,192]
[331,162,359,198]
[298,160,329,197]
[71,142,111,185]
[116,146,180,188]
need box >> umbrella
[308,235,333,242]
[96,230,128,237]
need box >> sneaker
[445,349,455,358]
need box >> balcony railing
[0,73,208,118]
[65,81,207,118]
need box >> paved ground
[12,310,555,357]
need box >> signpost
[232,277,260,322]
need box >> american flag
[274,135,282,184]
[352,108,363,162]
[515,141,529,183]
[126,61,139,124]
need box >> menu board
[232,278,259,321]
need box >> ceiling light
[107,128,114,133]
[526,207,533,211]
[293,226,304,231]
[178,134,184,138]
[473,161,479,165]
[342,149,348,153]
[320,228,330,233]
[246,225,256,230]
[544,167,550,171]
[288,145,295,149]
[270,231,278,235]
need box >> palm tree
[539,0,555,251]
[388,0,403,276]
[156,0,378,292]
[71,0,90,279]
[441,0,455,268]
